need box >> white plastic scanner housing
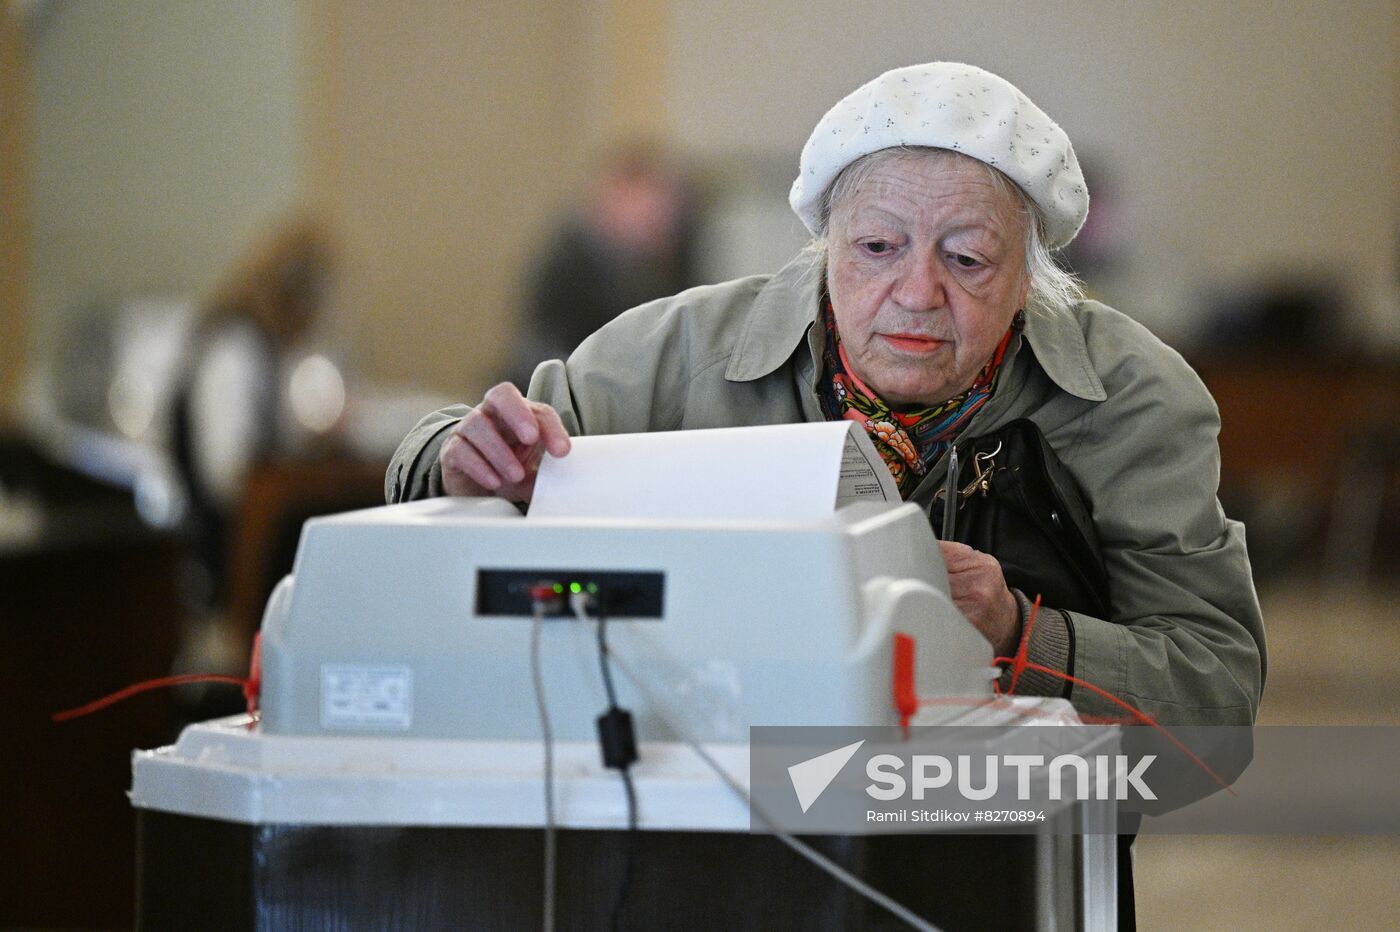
[258,498,992,743]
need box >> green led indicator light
[570,582,582,594]
[552,583,564,595]
[586,582,598,594]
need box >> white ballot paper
[528,421,900,522]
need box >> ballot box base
[136,811,1059,931]
[132,715,1119,929]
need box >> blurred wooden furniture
[1193,353,1400,575]
[226,457,388,645]
[1,435,182,929]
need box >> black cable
[596,611,622,710]
[576,595,640,931]
[612,765,639,931]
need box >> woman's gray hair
[806,147,1083,317]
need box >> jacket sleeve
[384,404,468,503]
[1049,334,1265,727]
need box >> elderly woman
[388,63,1264,731]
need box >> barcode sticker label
[321,665,413,730]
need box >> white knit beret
[789,62,1088,249]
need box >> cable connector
[528,582,563,606]
[568,588,597,617]
[596,706,638,770]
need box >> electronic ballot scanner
[257,494,994,742]
[256,422,995,742]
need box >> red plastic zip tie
[53,633,262,724]
[992,591,1236,794]
[899,591,1238,796]
[52,674,248,723]
[915,694,1132,724]
[892,633,919,734]
[996,657,1237,794]
[1007,593,1041,694]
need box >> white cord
[567,599,942,932]
[530,601,556,932]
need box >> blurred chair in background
[1197,276,1352,355]
[506,142,703,386]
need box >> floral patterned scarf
[816,298,1020,498]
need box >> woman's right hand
[438,382,572,503]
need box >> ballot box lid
[131,698,1087,828]
[131,715,752,828]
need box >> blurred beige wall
[27,0,307,372]
[307,0,620,398]
[1,5,31,418]
[13,0,671,414]
[309,0,674,397]
[324,0,1397,394]
[12,0,1397,414]
[669,0,1400,346]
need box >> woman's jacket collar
[724,251,1107,403]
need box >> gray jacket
[388,253,1265,726]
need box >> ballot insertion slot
[475,569,665,618]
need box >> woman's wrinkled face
[826,151,1030,407]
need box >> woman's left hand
[937,541,1020,656]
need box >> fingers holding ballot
[439,382,571,502]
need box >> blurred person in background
[506,143,701,386]
[170,214,345,679]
